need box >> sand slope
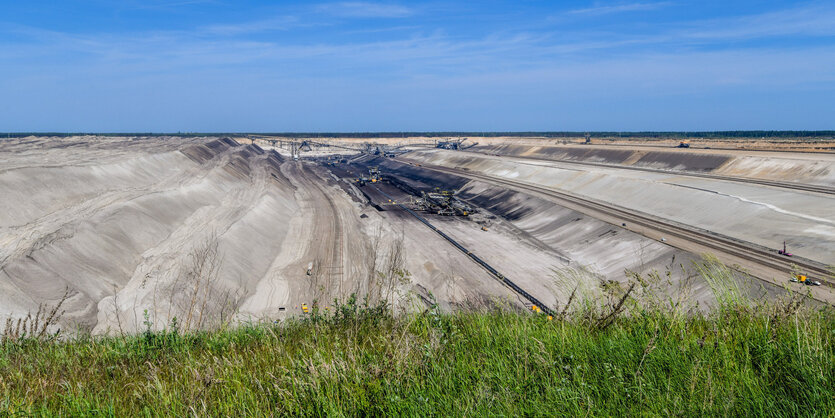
[0,137,303,332]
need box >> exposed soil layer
[472,143,835,186]
[634,151,731,172]
[402,149,835,267]
[476,143,730,172]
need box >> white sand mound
[0,137,302,333]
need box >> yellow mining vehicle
[791,273,821,286]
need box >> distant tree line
[2,131,834,139]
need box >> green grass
[1,295,833,416]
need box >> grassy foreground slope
[1,294,833,416]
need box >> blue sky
[1,1,833,132]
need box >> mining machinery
[416,188,474,216]
[368,166,381,183]
[435,138,477,150]
[356,166,381,186]
[298,140,313,152]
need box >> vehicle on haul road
[306,262,314,276]
[790,274,821,286]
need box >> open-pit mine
[1,135,833,334]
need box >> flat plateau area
[1,136,832,333]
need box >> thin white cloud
[675,4,835,41]
[201,16,302,35]
[315,2,413,18]
[124,0,221,12]
[344,25,422,34]
[568,2,670,16]
[547,3,835,52]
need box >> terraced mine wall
[401,149,835,266]
[473,144,835,186]
[368,157,770,304]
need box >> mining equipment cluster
[354,167,473,217]
[778,241,820,286]
[361,143,403,158]
[324,155,348,166]
[355,166,381,186]
[435,138,477,150]
[415,188,475,216]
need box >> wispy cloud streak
[567,2,670,16]
[315,2,413,18]
[675,4,835,40]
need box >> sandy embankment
[0,137,535,334]
[0,137,306,333]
